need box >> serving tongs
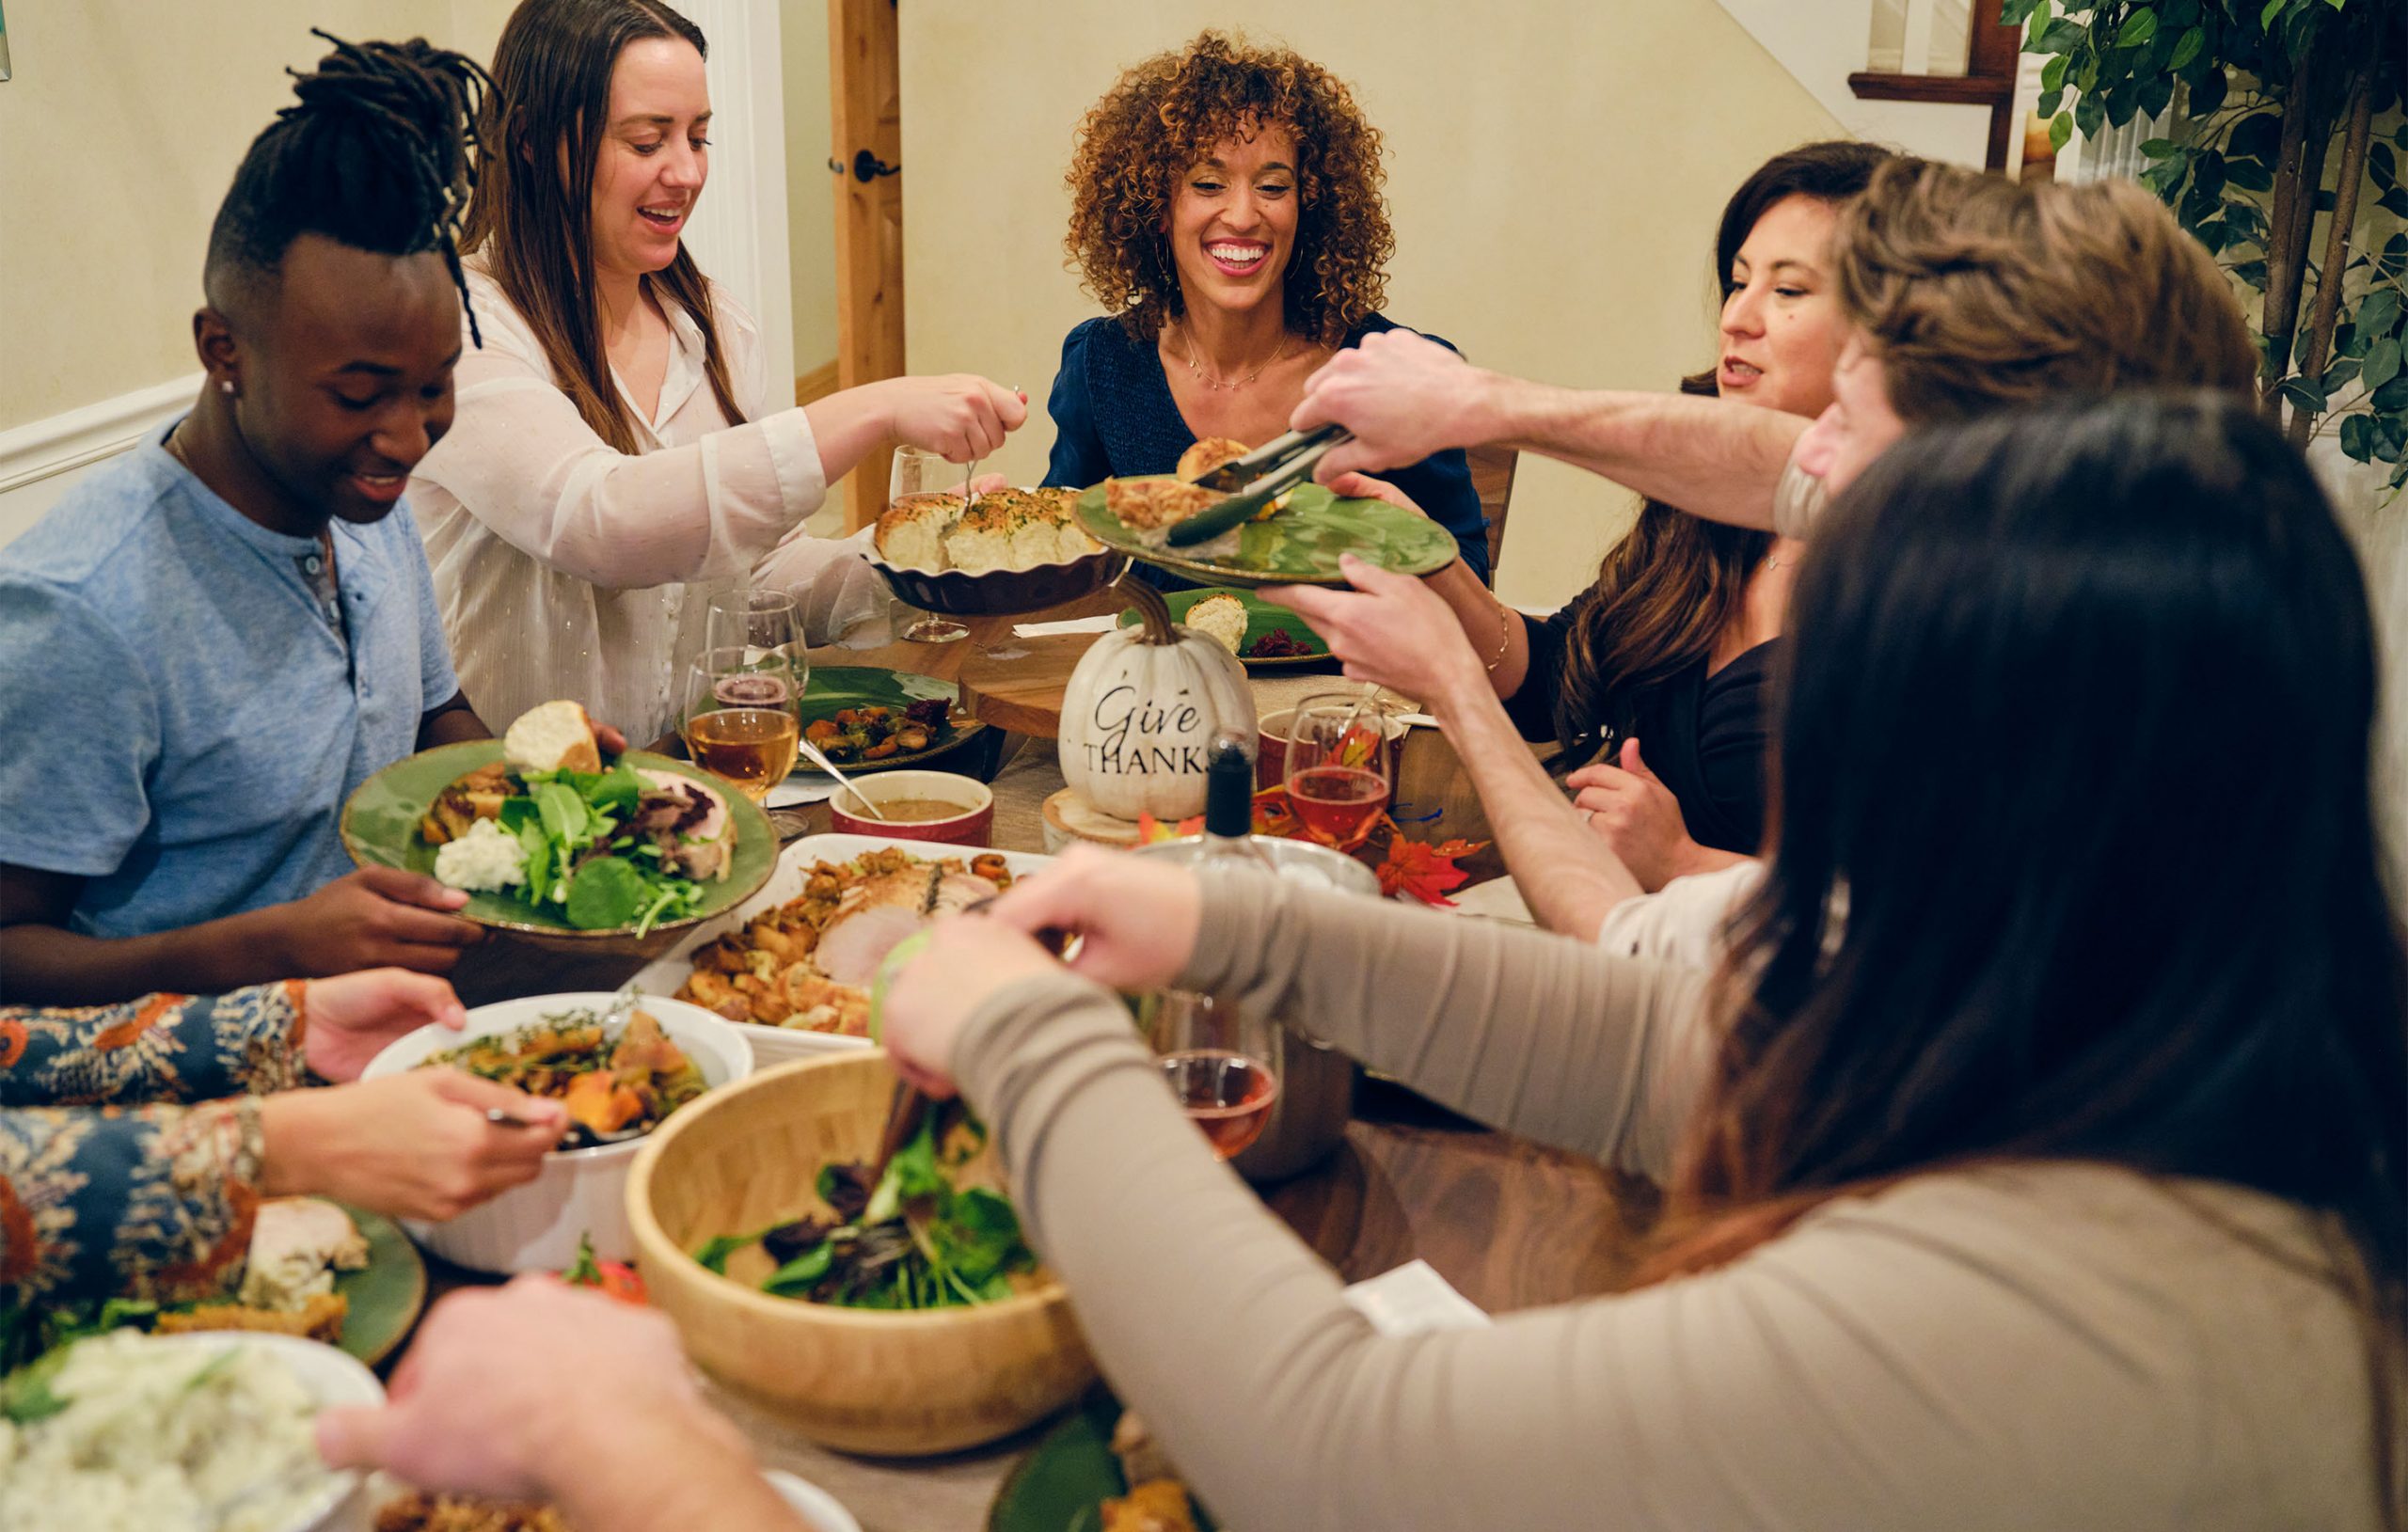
[1166,424,1354,548]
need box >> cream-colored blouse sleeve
[412,273,828,591]
[947,871,2372,1532]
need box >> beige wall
[0,1,462,433]
[782,0,840,377]
[896,0,1843,607]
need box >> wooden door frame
[829,0,905,530]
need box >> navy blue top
[1040,313,1490,586]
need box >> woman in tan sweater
[883,394,2407,1532]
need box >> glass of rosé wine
[1282,692,1396,851]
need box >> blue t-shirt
[1040,312,1491,585]
[0,430,459,939]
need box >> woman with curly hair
[1042,32,1489,584]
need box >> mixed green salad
[428,759,729,935]
[696,1107,1037,1311]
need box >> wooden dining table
[430,608,1640,1531]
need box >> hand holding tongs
[1167,424,1354,547]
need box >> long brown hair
[1550,141,1892,756]
[462,0,745,453]
[1647,396,2406,1522]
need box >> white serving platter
[629,833,1055,1066]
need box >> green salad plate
[794,665,984,772]
[333,1203,426,1369]
[988,1394,1221,1532]
[1115,587,1332,670]
[339,742,776,944]
[1076,477,1458,589]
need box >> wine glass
[703,587,809,714]
[682,644,801,801]
[889,445,971,644]
[1144,990,1282,1161]
[1160,1048,1281,1161]
[705,587,805,666]
[1283,691,1397,851]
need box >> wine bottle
[1196,732,1274,870]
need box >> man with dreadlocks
[0,34,513,1004]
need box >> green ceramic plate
[793,665,985,772]
[339,742,777,941]
[1076,477,1459,589]
[332,1203,425,1368]
[1115,587,1332,670]
[987,1395,1220,1532]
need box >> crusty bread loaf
[503,700,601,775]
[882,487,1097,573]
[874,491,967,571]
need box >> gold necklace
[1177,323,1294,392]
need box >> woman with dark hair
[1280,141,1888,933]
[1042,32,1488,584]
[411,0,1025,740]
[868,393,2405,1530]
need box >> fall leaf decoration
[1134,811,1204,845]
[1376,828,1487,907]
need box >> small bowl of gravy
[830,769,995,846]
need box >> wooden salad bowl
[626,1052,1096,1455]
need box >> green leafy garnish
[564,855,647,929]
[0,1297,164,1424]
[694,1105,1035,1312]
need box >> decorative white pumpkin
[1059,586,1257,822]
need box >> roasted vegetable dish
[424,1009,705,1147]
[376,1494,569,1532]
[800,696,954,765]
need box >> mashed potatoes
[0,1331,341,1532]
[434,816,528,892]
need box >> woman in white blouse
[410,0,1021,739]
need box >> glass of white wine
[682,645,800,801]
[705,586,806,681]
[888,446,971,644]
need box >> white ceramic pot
[360,994,753,1273]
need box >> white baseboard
[0,374,198,549]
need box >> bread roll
[1186,593,1248,655]
[504,700,602,774]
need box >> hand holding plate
[266,866,484,978]
[1264,555,1489,710]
